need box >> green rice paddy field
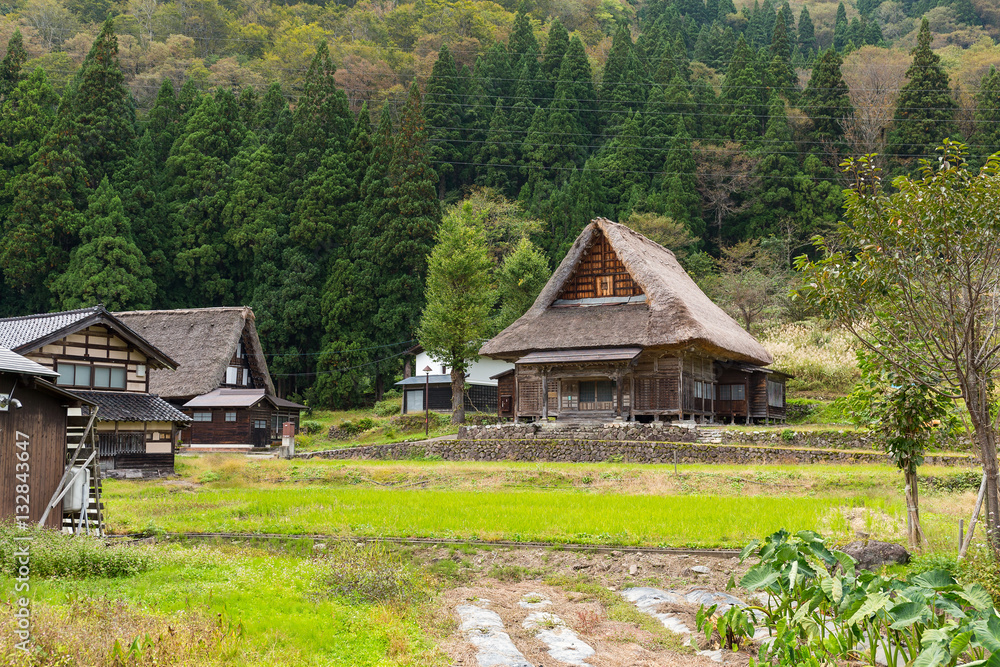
[101,456,982,550]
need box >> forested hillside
[0,0,998,405]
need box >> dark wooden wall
[557,231,644,301]
[183,406,274,445]
[0,375,68,530]
[497,374,514,417]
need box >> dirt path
[417,544,758,666]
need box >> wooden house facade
[483,219,788,424]
[115,308,305,448]
[0,307,190,474]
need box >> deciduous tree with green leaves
[797,140,1000,558]
[847,352,953,547]
[418,203,495,424]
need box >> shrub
[198,471,221,483]
[785,398,820,422]
[961,545,1000,607]
[390,412,449,433]
[0,523,154,579]
[713,530,1000,667]
[316,542,421,604]
[373,396,402,417]
[337,418,378,436]
[300,420,323,435]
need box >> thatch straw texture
[480,218,773,366]
[115,308,275,399]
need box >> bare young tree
[693,141,760,242]
[841,47,909,165]
[19,0,78,51]
[709,240,786,333]
[128,0,158,47]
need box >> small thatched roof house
[480,218,787,424]
[115,308,304,448]
[115,307,274,401]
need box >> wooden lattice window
[596,275,614,296]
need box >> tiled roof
[184,388,268,408]
[0,348,59,377]
[76,391,191,423]
[0,307,102,350]
[182,388,307,410]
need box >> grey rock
[629,564,638,575]
[691,565,710,575]
[841,540,910,571]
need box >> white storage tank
[62,467,90,513]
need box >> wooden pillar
[629,373,635,422]
[542,371,548,420]
[513,371,519,424]
[615,371,623,418]
[678,354,684,420]
[745,377,751,425]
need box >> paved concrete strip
[456,604,533,667]
[522,611,596,667]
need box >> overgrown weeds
[315,542,424,605]
[0,523,154,579]
[0,597,242,666]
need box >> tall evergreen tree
[0,30,27,99]
[424,44,463,197]
[833,3,849,51]
[114,134,176,299]
[60,18,137,183]
[0,137,89,307]
[802,48,852,145]
[508,10,539,73]
[477,101,518,196]
[0,68,58,217]
[51,176,155,310]
[284,41,352,199]
[460,75,491,186]
[370,82,441,393]
[555,36,598,139]
[143,79,180,165]
[970,66,1000,166]
[540,19,569,102]
[743,95,799,238]
[654,117,702,237]
[797,6,816,57]
[887,19,958,166]
[476,42,512,106]
[521,93,586,213]
[592,111,648,218]
[165,91,245,304]
[768,18,796,95]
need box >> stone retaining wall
[300,439,974,467]
[458,423,975,452]
[717,429,974,451]
[457,423,698,443]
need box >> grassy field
[295,400,462,452]
[102,456,983,551]
[0,540,446,666]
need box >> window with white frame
[193,412,212,422]
[225,412,236,422]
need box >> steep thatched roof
[115,307,275,400]
[480,218,773,366]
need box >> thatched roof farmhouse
[481,218,787,424]
[115,307,304,449]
